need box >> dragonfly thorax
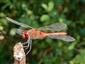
[22,29,46,39]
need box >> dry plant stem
[13,42,26,64]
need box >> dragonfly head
[22,30,30,40]
[16,29,30,40]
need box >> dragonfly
[6,17,75,55]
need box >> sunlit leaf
[27,10,33,16]
[40,15,50,22]
[0,35,4,40]
[68,42,77,50]
[41,3,48,11]
[0,13,5,17]
[0,26,4,31]
[10,28,16,36]
[70,49,85,64]
[0,18,8,26]
[48,1,54,12]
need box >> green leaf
[41,3,48,11]
[68,42,76,50]
[70,49,85,64]
[0,25,4,31]
[10,28,16,36]
[0,18,8,26]
[80,28,85,36]
[40,15,50,22]
[0,13,6,17]
[26,10,33,16]
[47,1,54,12]
[18,17,32,25]
[50,11,57,17]
[55,0,64,5]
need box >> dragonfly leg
[22,36,32,55]
[22,41,28,45]
[23,44,30,49]
[22,41,32,55]
[25,43,32,55]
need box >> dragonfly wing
[16,29,23,35]
[6,17,33,28]
[39,23,67,32]
[47,35,75,42]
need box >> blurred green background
[0,0,85,64]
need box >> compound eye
[22,31,29,39]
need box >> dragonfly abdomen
[30,29,46,39]
[46,32,67,36]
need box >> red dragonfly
[6,17,75,54]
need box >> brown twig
[13,42,26,64]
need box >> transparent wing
[47,35,75,42]
[38,23,67,32]
[16,29,24,35]
[16,28,31,35]
[6,17,33,28]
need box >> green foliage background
[0,0,85,64]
